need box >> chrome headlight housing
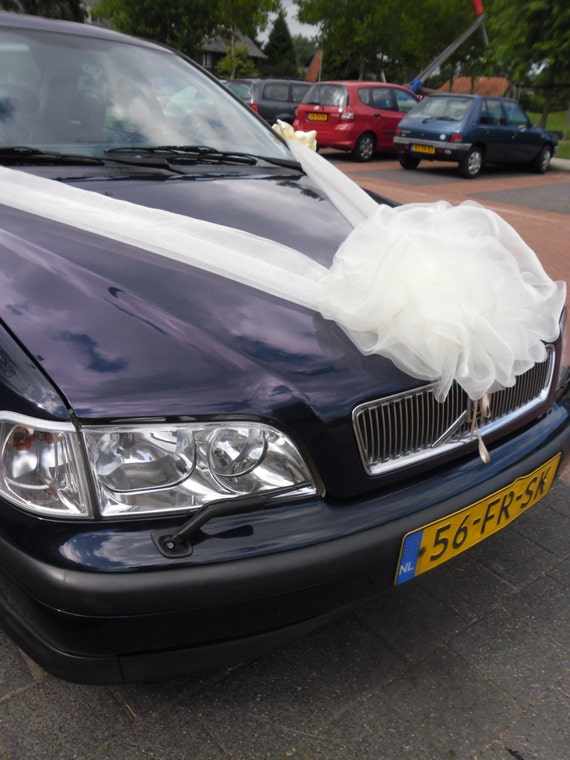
[0,413,317,518]
[0,414,90,517]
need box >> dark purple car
[0,12,568,683]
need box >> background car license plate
[395,454,561,585]
[412,144,435,154]
[308,113,328,121]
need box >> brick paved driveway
[0,158,568,760]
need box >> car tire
[399,154,420,170]
[458,146,483,178]
[532,145,552,174]
[353,133,376,162]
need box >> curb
[552,157,570,172]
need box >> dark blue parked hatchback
[395,93,558,178]
[0,13,569,684]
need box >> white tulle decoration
[0,139,565,407]
[317,199,565,401]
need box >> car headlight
[0,413,317,518]
[0,415,90,517]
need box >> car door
[472,98,513,164]
[257,81,291,124]
[366,86,405,150]
[503,99,541,164]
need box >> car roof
[0,11,165,51]
[311,80,412,90]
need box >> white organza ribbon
[318,198,565,401]
[0,144,565,404]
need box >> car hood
[0,167,416,433]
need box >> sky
[264,0,319,41]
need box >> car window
[302,84,348,108]
[503,100,530,128]
[262,83,289,102]
[480,99,505,126]
[291,83,311,102]
[369,87,395,110]
[393,89,418,113]
[405,95,471,121]
[226,81,254,101]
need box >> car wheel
[532,145,552,174]
[353,133,376,162]
[399,154,420,170]
[458,146,483,178]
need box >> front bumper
[1,397,569,683]
[394,135,471,162]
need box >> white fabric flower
[272,119,317,151]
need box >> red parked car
[293,80,419,161]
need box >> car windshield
[406,95,471,122]
[0,27,289,161]
[226,80,256,101]
[301,84,348,108]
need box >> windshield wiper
[0,146,106,165]
[0,145,191,174]
[106,145,256,164]
[105,145,303,170]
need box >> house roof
[202,31,266,59]
[437,76,510,96]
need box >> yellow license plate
[308,112,328,121]
[395,453,561,585]
[412,144,435,154]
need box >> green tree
[2,0,85,20]
[292,34,317,77]
[486,0,570,126]
[294,0,487,83]
[216,45,259,77]
[216,0,280,78]
[91,0,219,59]
[261,9,298,76]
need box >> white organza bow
[0,142,565,407]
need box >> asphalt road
[0,158,569,760]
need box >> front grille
[353,348,555,475]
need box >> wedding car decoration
[0,13,567,684]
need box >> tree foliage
[216,0,279,78]
[216,45,259,77]
[294,0,484,83]
[260,9,298,76]
[91,0,220,59]
[2,0,85,21]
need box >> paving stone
[109,670,226,722]
[383,646,519,758]
[292,691,442,760]
[0,632,38,699]
[188,651,333,760]
[548,555,570,589]
[89,700,227,759]
[0,677,133,759]
[475,741,522,759]
[541,479,570,518]
[416,551,515,623]
[469,522,559,587]
[281,613,406,712]
[357,581,464,661]
[512,503,570,558]
[500,574,570,652]
[500,687,570,760]
[556,673,570,697]
[450,607,569,706]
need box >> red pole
[472,0,485,15]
